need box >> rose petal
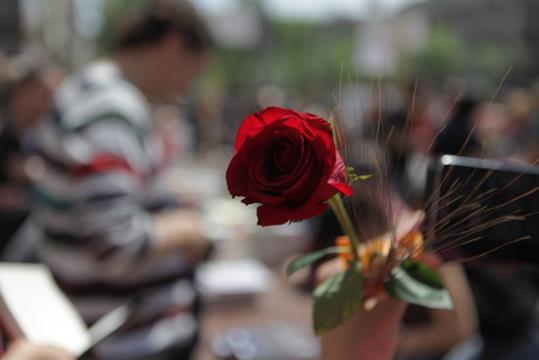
[235,107,299,150]
[326,151,353,196]
[228,107,350,226]
[273,140,300,174]
[226,152,248,197]
[299,112,333,137]
[247,127,303,188]
[261,107,299,122]
[234,113,266,150]
[328,180,354,197]
[282,154,320,206]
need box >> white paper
[0,264,91,356]
[196,259,273,298]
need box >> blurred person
[32,0,212,359]
[313,186,411,359]
[519,84,539,162]
[308,161,477,360]
[432,98,481,157]
[401,81,435,155]
[307,133,479,359]
[389,163,477,360]
[381,110,414,200]
[474,102,512,158]
[0,55,56,256]
[397,263,478,360]
[315,197,466,360]
[462,264,539,360]
[504,88,533,146]
[319,258,405,360]
[429,94,539,360]
[522,117,539,163]
[359,109,425,207]
[313,242,477,360]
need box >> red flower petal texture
[226,107,353,226]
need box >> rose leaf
[313,262,363,335]
[346,166,372,183]
[385,264,453,309]
[401,259,444,289]
[286,247,344,276]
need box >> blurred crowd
[309,74,539,360]
[0,1,213,359]
[0,0,536,360]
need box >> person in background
[309,142,478,360]
[32,0,212,358]
[0,55,57,257]
[429,94,539,360]
[397,263,478,360]
[432,97,481,157]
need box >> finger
[33,346,75,360]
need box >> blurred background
[9,0,539,157]
[0,0,538,359]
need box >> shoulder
[37,62,154,168]
[53,61,151,135]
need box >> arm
[321,299,406,360]
[51,120,210,276]
[318,259,406,360]
[152,207,210,260]
[70,170,210,278]
[398,263,478,357]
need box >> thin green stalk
[328,194,361,261]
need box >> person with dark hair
[111,0,212,53]
[0,55,56,257]
[432,98,481,157]
[32,1,212,359]
[430,96,539,360]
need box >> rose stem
[329,194,361,262]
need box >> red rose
[226,107,353,226]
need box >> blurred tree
[267,20,354,95]
[209,19,355,104]
[474,44,513,81]
[96,0,144,54]
[400,26,465,84]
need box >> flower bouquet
[226,107,452,335]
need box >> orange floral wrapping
[335,223,431,304]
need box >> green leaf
[346,166,372,183]
[328,115,338,145]
[313,262,363,335]
[401,259,444,289]
[286,247,343,276]
[385,266,453,309]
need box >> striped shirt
[33,61,198,358]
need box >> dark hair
[112,0,212,52]
[0,54,45,115]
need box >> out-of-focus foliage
[400,26,465,82]
[474,44,513,80]
[265,21,355,92]
[96,0,144,54]
[400,25,518,88]
[209,20,355,99]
